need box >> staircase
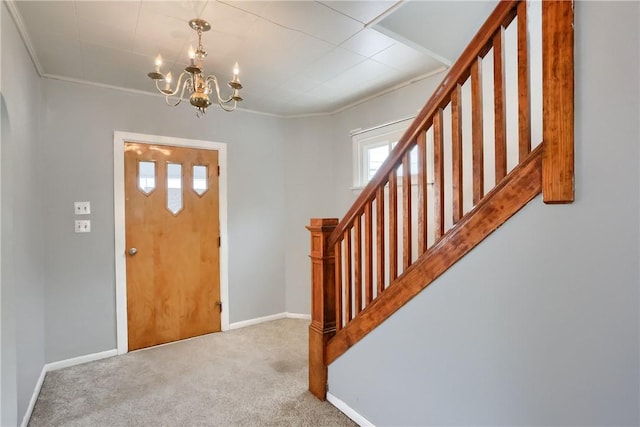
[308,0,574,400]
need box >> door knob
[128,247,138,256]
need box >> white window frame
[352,117,414,189]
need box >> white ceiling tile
[372,43,445,71]
[199,1,260,37]
[278,77,322,94]
[323,59,395,91]
[14,1,78,33]
[124,59,164,92]
[245,18,303,53]
[217,1,271,18]
[77,19,136,52]
[340,28,395,58]
[285,33,335,67]
[242,96,291,114]
[319,1,400,25]
[132,9,191,61]
[22,19,79,48]
[231,1,362,45]
[75,2,141,29]
[81,43,132,86]
[37,41,84,80]
[22,25,80,76]
[139,1,207,22]
[301,47,366,83]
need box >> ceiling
[9,0,496,117]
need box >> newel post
[542,0,574,203]
[306,218,338,400]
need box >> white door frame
[113,131,230,355]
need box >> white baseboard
[327,392,375,427]
[21,349,117,427]
[285,312,311,320]
[20,366,46,427]
[229,312,288,330]
[229,312,311,330]
[45,349,117,372]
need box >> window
[138,161,156,194]
[352,117,414,188]
[192,165,208,196]
[166,163,183,215]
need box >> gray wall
[1,3,46,425]
[328,2,640,425]
[41,78,286,362]
[283,116,336,314]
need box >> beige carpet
[29,319,356,427]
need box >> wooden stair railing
[308,0,573,400]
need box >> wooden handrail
[329,0,519,246]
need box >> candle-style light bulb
[155,55,162,72]
[233,62,240,77]
[164,72,172,90]
[188,46,196,65]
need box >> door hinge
[218,236,221,247]
[215,301,223,312]
[217,165,220,176]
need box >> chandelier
[147,18,243,116]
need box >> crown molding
[4,0,44,76]
[40,68,447,120]
[327,66,447,116]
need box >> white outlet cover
[74,220,91,233]
[74,201,91,215]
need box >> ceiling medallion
[148,18,243,117]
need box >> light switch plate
[74,201,91,215]
[74,220,91,233]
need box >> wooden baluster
[494,27,507,182]
[402,151,412,270]
[364,202,373,305]
[353,216,362,315]
[307,218,338,400]
[451,85,463,224]
[542,0,574,203]
[433,109,445,240]
[389,170,398,281]
[417,131,428,254]
[376,187,385,294]
[471,56,484,205]
[344,229,352,322]
[334,240,342,332]
[518,0,531,162]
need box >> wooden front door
[124,142,221,351]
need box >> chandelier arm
[217,100,237,112]
[155,72,187,97]
[179,77,191,100]
[163,74,192,107]
[164,94,181,107]
[155,79,167,95]
[206,75,235,104]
